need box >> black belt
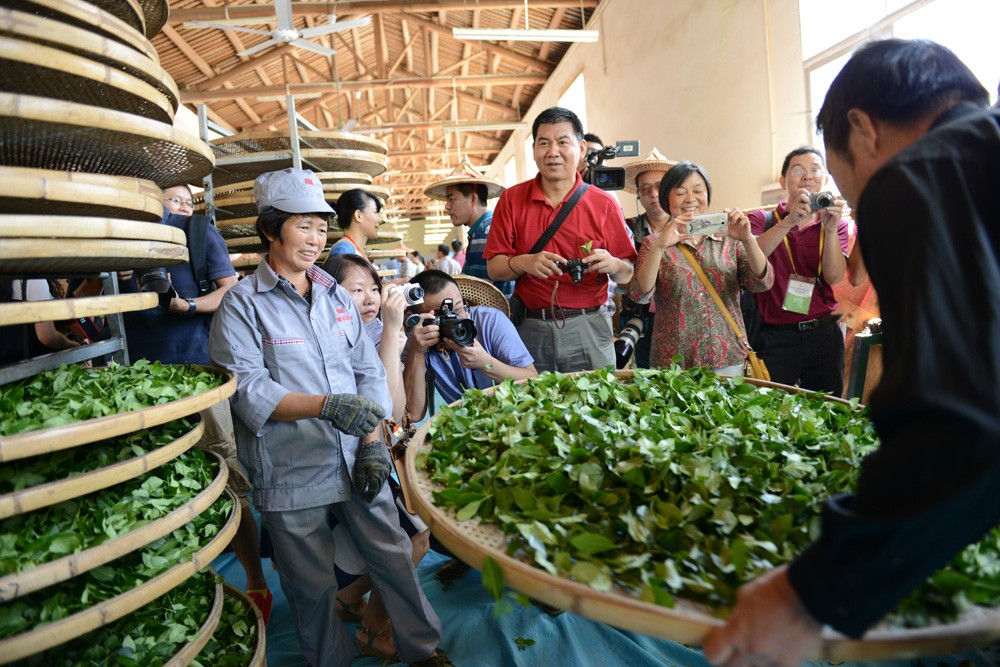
[524,305,601,321]
[765,313,841,332]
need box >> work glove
[321,393,383,437]
[352,440,391,503]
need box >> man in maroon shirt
[748,147,849,394]
[484,107,637,372]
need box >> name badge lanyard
[778,211,828,312]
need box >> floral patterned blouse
[628,234,774,370]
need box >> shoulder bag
[678,245,771,381]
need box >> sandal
[335,596,366,622]
[409,649,455,666]
[246,588,273,627]
[355,621,400,663]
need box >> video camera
[585,140,640,191]
[404,298,478,347]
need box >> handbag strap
[677,245,752,349]
[528,183,590,254]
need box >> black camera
[557,257,586,284]
[614,300,648,368]
[138,268,170,294]
[392,283,424,306]
[585,140,640,191]
[808,191,834,211]
[404,298,477,347]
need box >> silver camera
[808,191,835,211]
[391,283,424,306]
[687,212,728,236]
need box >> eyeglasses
[638,183,662,197]
[164,196,194,208]
[787,167,825,178]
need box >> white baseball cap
[254,168,335,214]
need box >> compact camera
[391,283,424,306]
[809,191,835,211]
[687,212,728,236]
[556,257,586,284]
[404,298,477,347]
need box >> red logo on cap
[304,178,315,185]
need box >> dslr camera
[808,191,835,211]
[137,267,178,309]
[390,283,424,306]
[404,298,478,347]
[556,257,586,284]
[585,140,640,191]
[614,300,649,369]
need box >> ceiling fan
[191,0,371,57]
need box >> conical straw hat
[424,158,505,200]
[622,148,678,194]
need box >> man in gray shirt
[210,168,451,667]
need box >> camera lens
[440,317,477,347]
[401,284,424,305]
[138,268,170,294]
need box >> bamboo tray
[0,216,184,244]
[136,0,168,38]
[226,231,405,253]
[163,575,225,667]
[212,130,388,156]
[78,0,145,36]
[0,449,229,601]
[208,184,392,222]
[194,171,375,204]
[0,366,235,463]
[0,167,164,221]
[213,583,268,667]
[0,292,157,328]
[0,8,179,113]
[0,238,188,275]
[213,149,390,185]
[230,254,262,272]
[0,488,240,663]
[0,36,173,124]
[7,0,158,63]
[0,93,215,188]
[0,417,203,520]
[403,372,1000,661]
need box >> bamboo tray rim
[0,36,172,124]
[0,449,229,602]
[0,487,240,663]
[0,218,183,244]
[16,0,157,62]
[0,292,157,327]
[0,365,235,463]
[402,370,1000,661]
[211,130,388,154]
[0,417,202,520]
[163,575,225,667]
[217,583,268,667]
[0,168,165,222]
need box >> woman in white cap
[209,168,452,667]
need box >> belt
[524,305,601,321]
[765,313,841,332]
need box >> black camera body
[404,298,478,347]
[808,191,834,211]
[585,140,640,191]
[556,257,586,284]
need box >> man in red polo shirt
[748,147,850,395]
[485,107,636,372]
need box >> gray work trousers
[262,484,442,667]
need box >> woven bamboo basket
[0,292,157,328]
[0,216,184,243]
[194,172,375,206]
[162,575,225,667]
[0,488,240,664]
[213,150,390,185]
[0,36,173,124]
[0,416,202,520]
[0,366,235,463]
[212,130,388,156]
[135,0,167,38]
[0,167,164,221]
[216,583,268,667]
[0,8,178,112]
[403,371,1000,661]
[0,238,188,274]
[0,450,229,601]
[79,0,145,36]
[12,0,158,63]
[0,93,214,188]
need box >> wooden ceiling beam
[400,14,551,73]
[169,2,597,22]
[387,148,496,159]
[538,8,567,61]
[197,45,291,90]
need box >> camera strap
[528,183,590,255]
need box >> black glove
[321,394,383,437]
[352,440,391,503]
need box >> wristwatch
[185,298,197,317]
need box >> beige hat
[424,158,505,200]
[622,148,678,194]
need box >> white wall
[488,0,810,217]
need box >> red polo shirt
[484,173,637,310]
[748,202,850,325]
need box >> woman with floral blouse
[629,161,773,374]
